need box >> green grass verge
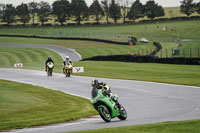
[0,79,96,131]
[67,119,200,133]
[73,61,200,87]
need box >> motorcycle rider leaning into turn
[45,56,54,71]
[63,56,73,73]
[91,79,123,111]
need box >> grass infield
[0,79,96,131]
[67,119,200,133]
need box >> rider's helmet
[91,79,99,88]
[65,56,69,60]
[48,56,52,60]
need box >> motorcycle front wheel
[98,105,111,122]
[118,106,127,120]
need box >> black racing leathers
[96,82,122,110]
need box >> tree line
[0,0,199,26]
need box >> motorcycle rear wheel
[98,105,111,122]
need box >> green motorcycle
[91,88,127,122]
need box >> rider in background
[63,56,73,73]
[91,79,123,110]
[45,56,54,71]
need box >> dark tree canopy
[180,0,195,17]
[101,0,110,24]
[145,0,165,20]
[127,0,144,22]
[52,0,70,25]
[196,2,200,14]
[71,0,88,24]
[90,0,104,23]
[120,0,129,23]
[28,1,38,25]
[37,1,51,25]
[109,0,121,23]
[2,4,16,25]
[16,3,30,26]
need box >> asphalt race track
[1,43,200,133]
[0,43,82,61]
[0,68,200,133]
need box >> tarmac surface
[1,43,200,133]
[0,43,82,61]
[0,68,200,133]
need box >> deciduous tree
[16,3,30,26]
[52,0,70,25]
[101,0,110,24]
[37,1,51,25]
[2,4,16,25]
[195,1,200,14]
[109,0,121,24]
[28,2,38,25]
[127,0,144,23]
[120,0,129,23]
[71,0,88,25]
[180,0,195,17]
[90,0,104,24]
[144,0,165,20]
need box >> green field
[0,46,63,72]
[67,119,200,133]
[73,61,200,87]
[1,20,200,57]
[0,38,156,58]
[0,79,96,130]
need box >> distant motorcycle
[64,63,72,77]
[91,88,127,122]
[46,62,54,76]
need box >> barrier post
[166,48,168,58]
[160,49,162,58]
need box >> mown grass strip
[0,79,96,131]
[73,61,200,87]
[67,119,200,133]
[0,47,63,72]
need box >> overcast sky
[0,0,199,7]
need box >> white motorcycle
[46,62,54,76]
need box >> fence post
[160,49,162,58]
[171,48,173,58]
[166,48,168,58]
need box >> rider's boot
[111,96,123,111]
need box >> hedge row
[0,34,128,45]
[83,54,200,65]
